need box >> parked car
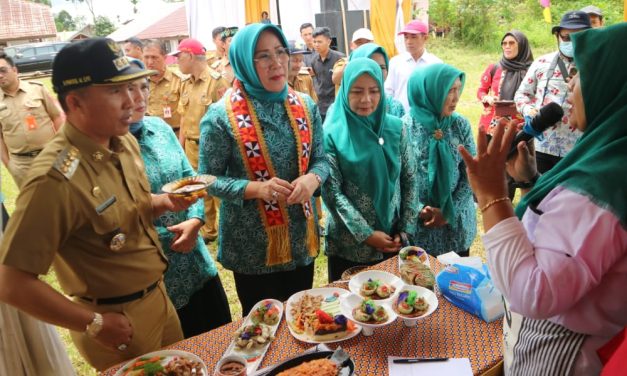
[2,42,70,73]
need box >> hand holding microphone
[506,102,564,159]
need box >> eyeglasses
[559,33,571,42]
[254,47,290,68]
[501,40,516,47]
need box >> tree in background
[55,10,76,32]
[130,0,139,14]
[66,0,97,26]
[28,0,51,5]
[94,16,116,36]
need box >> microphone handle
[507,130,534,159]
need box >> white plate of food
[115,349,207,376]
[161,174,216,198]
[285,287,361,344]
[340,293,397,336]
[347,270,403,304]
[221,299,283,374]
[391,285,439,327]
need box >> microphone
[507,102,564,159]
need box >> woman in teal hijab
[459,23,627,375]
[323,57,419,282]
[404,63,476,256]
[197,23,329,314]
[349,43,405,117]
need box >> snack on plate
[233,323,275,350]
[400,261,435,290]
[276,358,338,376]
[399,247,428,264]
[218,361,246,376]
[393,290,430,318]
[120,355,203,376]
[289,292,355,341]
[251,300,280,325]
[359,278,395,299]
[352,299,388,324]
[162,175,215,198]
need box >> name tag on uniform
[25,114,38,131]
[95,195,117,215]
[163,106,172,119]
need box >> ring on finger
[271,191,278,199]
[117,343,128,351]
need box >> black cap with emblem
[52,37,157,94]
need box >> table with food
[104,250,504,376]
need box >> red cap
[398,20,428,35]
[170,38,205,56]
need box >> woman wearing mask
[404,63,476,257]
[460,24,627,375]
[198,24,328,314]
[126,59,231,338]
[323,58,418,282]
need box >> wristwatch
[512,173,541,189]
[311,173,322,187]
[85,312,103,338]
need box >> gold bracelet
[480,197,511,213]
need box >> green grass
[1,42,535,374]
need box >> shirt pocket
[89,200,126,253]
[166,91,179,104]
[199,93,212,107]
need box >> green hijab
[229,23,288,102]
[324,58,402,232]
[407,63,465,225]
[516,23,627,227]
[349,43,389,68]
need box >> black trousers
[536,151,563,174]
[1,203,8,231]
[233,263,315,316]
[176,275,232,339]
[327,251,398,284]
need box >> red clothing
[599,328,627,376]
[477,63,503,132]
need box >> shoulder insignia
[211,60,221,69]
[210,69,222,80]
[27,80,44,86]
[170,69,185,80]
[52,146,80,180]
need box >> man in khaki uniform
[0,38,200,371]
[0,52,64,188]
[173,38,228,242]
[213,27,238,85]
[206,26,226,67]
[287,41,318,102]
[142,39,184,134]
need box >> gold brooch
[433,129,444,140]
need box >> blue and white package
[436,263,504,323]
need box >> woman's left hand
[167,218,203,253]
[287,173,319,205]
[458,118,517,207]
[420,206,448,228]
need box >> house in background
[57,25,95,42]
[0,0,57,48]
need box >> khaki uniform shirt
[0,80,60,154]
[146,68,184,129]
[178,66,228,140]
[289,72,318,102]
[332,57,347,95]
[212,57,235,85]
[0,123,167,299]
[206,50,224,67]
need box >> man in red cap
[384,20,442,111]
[173,38,228,243]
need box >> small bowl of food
[348,270,403,303]
[392,285,438,327]
[162,174,216,198]
[398,246,430,267]
[340,293,397,336]
[215,354,247,376]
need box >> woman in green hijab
[404,63,477,256]
[197,24,329,314]
[459,23,627,375]
[323,58,419,282]
[349,43,405,118]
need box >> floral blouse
[323,125,420,263]
[198,92,329,275]
[514,52,581,157]
[136,116,218,310]
[403,114,477,255]
[386,97,406,119]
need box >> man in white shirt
[385,20,442,111]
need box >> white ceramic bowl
[391,285,438,327]
[348,270,403,304]
[340,293,397,336]
[214,354,248,376]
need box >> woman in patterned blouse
[127,59,231,338]
[197,24,329,314]
[323,58,419,282]
[404,63,477,256]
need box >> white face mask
[559,40,574,58]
